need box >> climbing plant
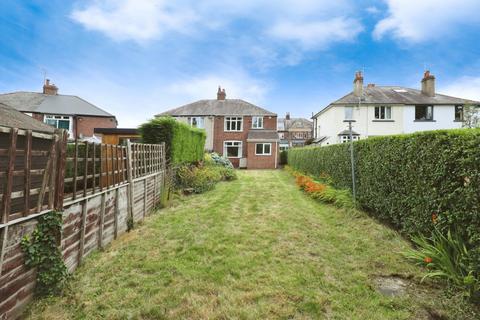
[21,211,68,296]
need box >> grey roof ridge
[0,91,115,117]
[157,98,277,116]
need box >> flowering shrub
[286,165,353,209]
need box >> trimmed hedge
[288,129,480,269]
[139,117,206,164]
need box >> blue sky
[1,0,480,127]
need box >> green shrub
[287,129,480,276]
[139,117,206,164]
[175,162,236,194]
[404,228,479,300]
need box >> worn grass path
[27,170,477,319]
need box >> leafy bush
[176,155,237,194]
[404,228,479,300]
[139,117,206,164]
[205,152,234,168]
[287,129,480,285]
[21,212,68,296]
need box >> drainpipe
[275,141,278,169]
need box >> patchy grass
[26,170,478,319]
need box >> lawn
[26,170,478,319]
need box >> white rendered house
[312,71,479,145]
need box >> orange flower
[431,213,438,224]
[424,257,432,264]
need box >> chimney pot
[353,71,364,97]
[43,78,58,95]
[286,112,290,120]
[421,70,435,97]
[367,83,375,88]
[217,86,226,100]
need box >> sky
[1,0,480,127]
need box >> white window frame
[188,116,205,128]
[344,106,354,120]
[374,106,392,120]
[44,114,73,136]
[252,116,264,129]
[255,143,272,156]
[339,135,359,143]
[224,116,243,132]
[223,140,243,158]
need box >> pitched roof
[0,103,55,133]
[278,117,313,130]
[314,86,480,117]
[0,92,115,117]
[157,99,276,117]
[247,130,279,141]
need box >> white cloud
[373,0,480,42]
[267,17,363,49]
[167,71,269,105]
[71,0,198,41]
[440,76,480,101]
[72,0,362,50]
[366,6,380,15]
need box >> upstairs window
[255,143,271,155]
[223,141,242,158]
[374,106,392,119]
[415,105,434,121]
[455,105,464,121]
[225,117,243,131]
[344,106,353,120]
[44,115,71,131]
[252,116,263,129]
[188,117,205,128]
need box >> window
[415,105,434,121]
[344,106,353,120]
[255,143,271,155]
[455,105,464,121]
[44,115,71,131]
[339,135,359,143]
[252,116,263,129]
[223,141,242,158]
[374,106,392,119]
[188,117,205,128]
[225,117,243,131]
[279,145,289,151]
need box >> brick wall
[75,116,116,139]
[247,142,278,169]
[212,115,277,168]
[29,114,116,139]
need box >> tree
[462,105,480,128]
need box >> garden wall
[288,129,480,261]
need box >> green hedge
[288,129,480,267]
[139,117,206,164]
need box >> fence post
[55,130,67,211]
[126,140,134,223]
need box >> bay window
[223,141,242,158]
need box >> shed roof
[158,99,276,117]
[0,103,55,133]
[247,130,279,141]
[0,92,115,117]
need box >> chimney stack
[353,71,363,97]
[217,86,226,100]
[286,112,290,120]
[43,79,58,95]
[421,70,435,97]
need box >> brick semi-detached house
[0,79,117,140]
[158,87,279,169]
